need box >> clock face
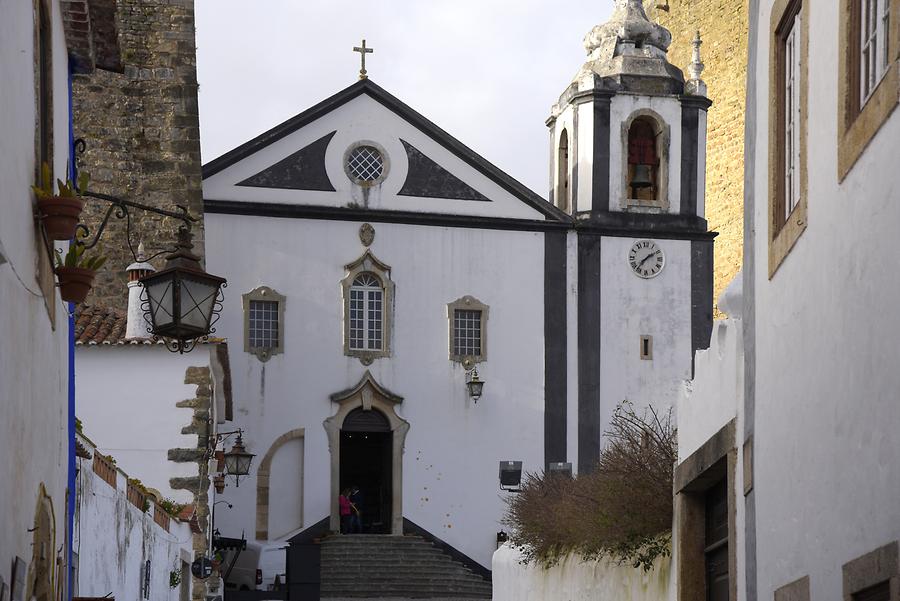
[628,240,665,279]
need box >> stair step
[319,534,490,599]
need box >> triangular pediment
[202,79,567,223]
[329,371,403,406]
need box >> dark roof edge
[201,78,567,222]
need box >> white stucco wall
[492,544,673,601]
[678,315,743,461]
[747,2,900,599]
[75,346,216,503]
[599,236,693,436]
[74,436,194,601]
[0,0,73,588]
[206,214,547,568]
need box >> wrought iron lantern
[223,433,255,487]
[466,367,484,402]
[139,227,226,353]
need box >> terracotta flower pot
[37,196,84,241]
[55,266,96,303]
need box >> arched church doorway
[340,408,392,533]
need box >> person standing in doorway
[339,488,352,534]
[350,485,364,533]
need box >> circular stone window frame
[343,140,390,187]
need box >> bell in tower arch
[627,118,659,200]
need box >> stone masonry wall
[72,0,204,312]
[646,0,748,314]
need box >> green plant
[169,568,182,588]
[54,242,107,272]
[158,497,187,517]
[31,162,89,199]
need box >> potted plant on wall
[32,162,89,241]
[54,241,106,304]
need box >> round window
[346,145,385,184]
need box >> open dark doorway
[340,408,392,534]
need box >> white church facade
[202,1,714,570]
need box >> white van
[223,543,286,591]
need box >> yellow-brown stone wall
[646,0,748,313]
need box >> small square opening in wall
[640,335,653,360]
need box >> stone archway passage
[324,371,408,535]
[256,428,305,540]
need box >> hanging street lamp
[139,227,227,353]
[222,432,255,487]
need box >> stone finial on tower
[574,0,683,95]
[124,242,155,341]
[686,31,708,96]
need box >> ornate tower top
[571,0,684,95]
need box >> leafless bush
[503,401,676,570]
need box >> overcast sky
[194,1,614,196]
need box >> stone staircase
[320,534,492,599]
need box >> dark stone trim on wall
[592,93,613,212]
[576,233,602,473]
[237,131,336,192]
[575,211,716,241]
[571,105,579,211]
[544,231,567,467]
[690,239,714,373]
[680,105,700,216]
[397,139,490,201]
[403,518,491,581]
[204,199,572,232]
[202,78,568,222]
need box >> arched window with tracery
[342,250,394,362]
[627,117,660,201]
[349,273,383,351]
[556,129,570,211]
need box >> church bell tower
[551,0,714,473]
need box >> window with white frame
[243,286,285,361]
[784,11,802,219]
[860,0,892,105]
[342,250,394,362]
[349,273,384,351]
[448,296,488,365]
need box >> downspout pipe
[66,57,77,601]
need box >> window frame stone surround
[341,250,394,364]
[768,0,810,277]
[842,541,900,601]
[242,286,286,362]
[838,0,900,180]
[447,295,489,367]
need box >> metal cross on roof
[353,39,374,80]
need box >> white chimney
[125,243,155,341]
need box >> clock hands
[638,252,656,268]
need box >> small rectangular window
[640,335,653,360]
[453,309,483,357]
[448,296,488,364]
[249,300,279,349]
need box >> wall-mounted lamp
[499,460,522,492]
[223,433,255,487]
[466,366,484,402]
[208,429,255,489]
[139,227,226,354]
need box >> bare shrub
[503,401,676,570]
